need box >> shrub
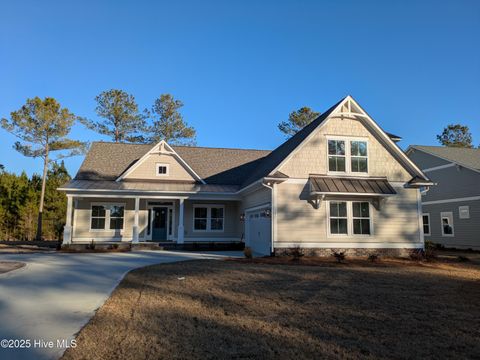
[332,251,346,263]
[243,247,253,259]
[368,253,380,263]
[289,246,305,261]
[86,239,96,250]
[409,249,425,261]
[457,255,470,262]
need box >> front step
[132,242,244,251]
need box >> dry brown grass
[63,259,480,360]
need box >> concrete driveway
[0,250,241,360]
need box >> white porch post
[133,197,140,243]
[63,195,73,244]
[177,198,185,244]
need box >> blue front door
[152,207,168,241]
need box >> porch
[62,195,243,245]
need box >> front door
[152,207,168,241]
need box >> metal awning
[309,175,396,197]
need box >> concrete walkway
[0,250,241,360]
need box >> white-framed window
[327,201,372,236]
[459,206,470,219]
[90,203,125,231]
[352,202,371,235]
[328,140,346,172]
[156,163,170,176]
[422,213,431,236]
[441,212,454,237]
[327,137,368,174]
[193,205,225,232]
[329,201,348,234]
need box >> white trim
[155,163,170,176]
[268,96,429,182]
[422,163,455,173]
[192,204,225,232]
[440,211,454,237]
[274,242,424,249]
[459,205,470,219]
[115,140,206,184]
[423,196,480,205]
[422,212,431,236]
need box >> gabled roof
[75,142,270,185]
[240,98,344,187]
[408,145,480,171]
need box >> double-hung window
[90,204,125,231]
[328,140,346,172]
[422,213,431,236]
[327,138,368,174]
[328,201,372,236]
[329,202,348,234]
[193,205,224,232]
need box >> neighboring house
[407,145,480,250]
[59,96,432,256]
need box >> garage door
[246,209,271,256]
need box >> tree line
[0,90,196,241]
[0,92,476,241]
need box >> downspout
[262,181,275,256]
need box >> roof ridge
[90,141,271,152]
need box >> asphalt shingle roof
[75,142,270,185]
[411,145,480,171]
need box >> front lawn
[62,258,480,359]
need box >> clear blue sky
[1,0,479,177]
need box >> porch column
[132,197,140,243]
[63,195,73,244]
[177,198,185,244]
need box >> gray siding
[408,149,450,169]
[423,200,480,249]
[422,165,480,201]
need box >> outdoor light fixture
[240,213,245,221]
[264,209,271,217]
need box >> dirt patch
[63,259,480,360]
[0,261,25,274]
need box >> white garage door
[246,209,271,256]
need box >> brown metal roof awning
[309,175,396,197]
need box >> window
[194,207,207,230]
[422,213,430,236]
[329,202,348,234]
[327,138,368,174]
[459,206,470,219]
[328,140,346,172]
[210,207,224,230]
[441,212,454,237]
[352,202,371,235]
[350,141,368,173]
[90,204,125,231]
[328,201,373,236]
[193,205,225,232]
[91,205,106,230]
[156,163,169,176]
[109,205,124,230]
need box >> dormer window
[156,163,169,176]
